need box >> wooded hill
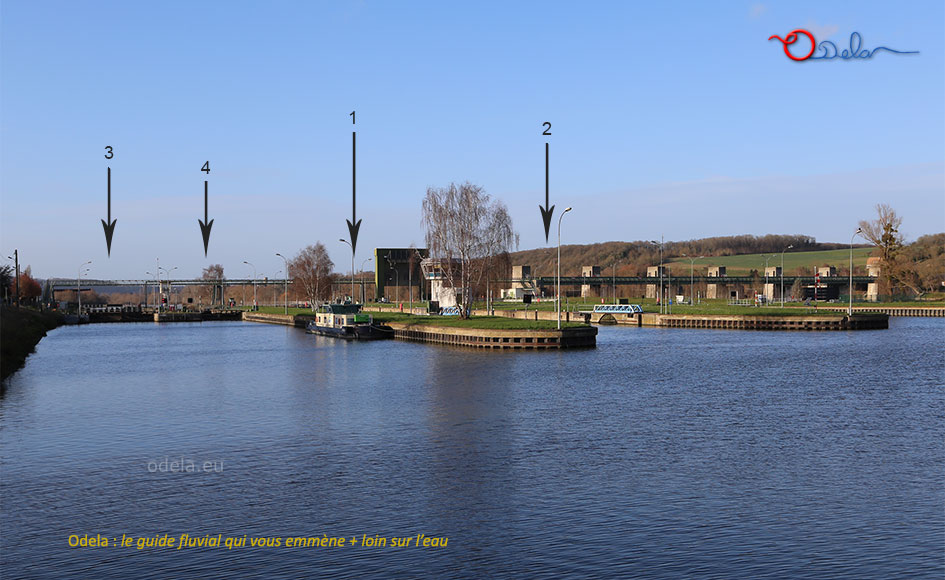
[510,235,854,277]
[509,233,943,294]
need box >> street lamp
[243,261,257,310]
[155,258,163,308]
[780,244,793,307]
[77,260,91,314]
[681,254,703,305]
[557,207,573,330]
[361,257,373,304]
[273,271,282,307]
[339,240,355,303]
[414,249,426,303]
[384,252,400,303]
[145,271,158,309]
[649,237,664,314]
[7,250,19,308]
[275,253,289,314]
[849,227,862,316]
[612,261,619,305]
[159,266,177,310]
[763,254,775,303]
[408,255,416,313]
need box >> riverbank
[1,307,63,382]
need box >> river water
[1,318,942,579]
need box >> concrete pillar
[763,283,778,302]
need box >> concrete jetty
[241,311,597,349]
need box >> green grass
[370,312,588,329]
[482,298,623,312]
[250,306,317,315]
[809,301,945,309]
[248,305,587,329]
[657,302,846,316]
[665,248,874,275]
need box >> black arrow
[346,130,361,252]
[198,180,213,256]
[101,167,117,255]
[539,142,555,242]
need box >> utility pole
[649,237,664,314]
[8,249,19,308]
[276,253,289,313]
[849,228,862,316]
[682,254,703,305]
[780,244,793,307]
[557,207,573,330]
[612,261,619,304]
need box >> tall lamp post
[556,207,573,330]
[649,237,664,314]
[7,250,19,308]
[339,240,355,303]
[243,261,257,310]
[159,266,177,310]
[155,258,163,307]
[681,254,703,305]
[146,271,158,309]
[275,253,289,314]
[849,227,862,316]
[361,257,372,304]
[780,244,793,307]
[385,252,400,303]
[612,261,619,304]
[77,260,91,314]
[763,254,775,303]
[414,249,425,303]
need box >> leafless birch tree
[421,182,518,317]
[289,243,335,309]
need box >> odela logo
[768,30,918,61]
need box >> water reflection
[1,319,942,578]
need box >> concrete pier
[384,322,597,349]
[655,313,888,330]
[241,311,597,349]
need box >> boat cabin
[315,303,372,329]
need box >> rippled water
[2,318,942,578]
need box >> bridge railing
[592,304,643,314]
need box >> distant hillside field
[665,248,875,276]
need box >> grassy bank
[1,307,63,382]
[247,306,587,329]
[370,312,587,329]
[657,303,847,317]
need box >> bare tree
[859,203,906,296]
[289,243,335,310]
[421,182,519,317]
[201,264,224,306]
[858,203,903,263]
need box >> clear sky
[2,1,943,280]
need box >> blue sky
[2,1,943,279]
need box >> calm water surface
[1,318,942,578]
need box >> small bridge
[579,304,644,324]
